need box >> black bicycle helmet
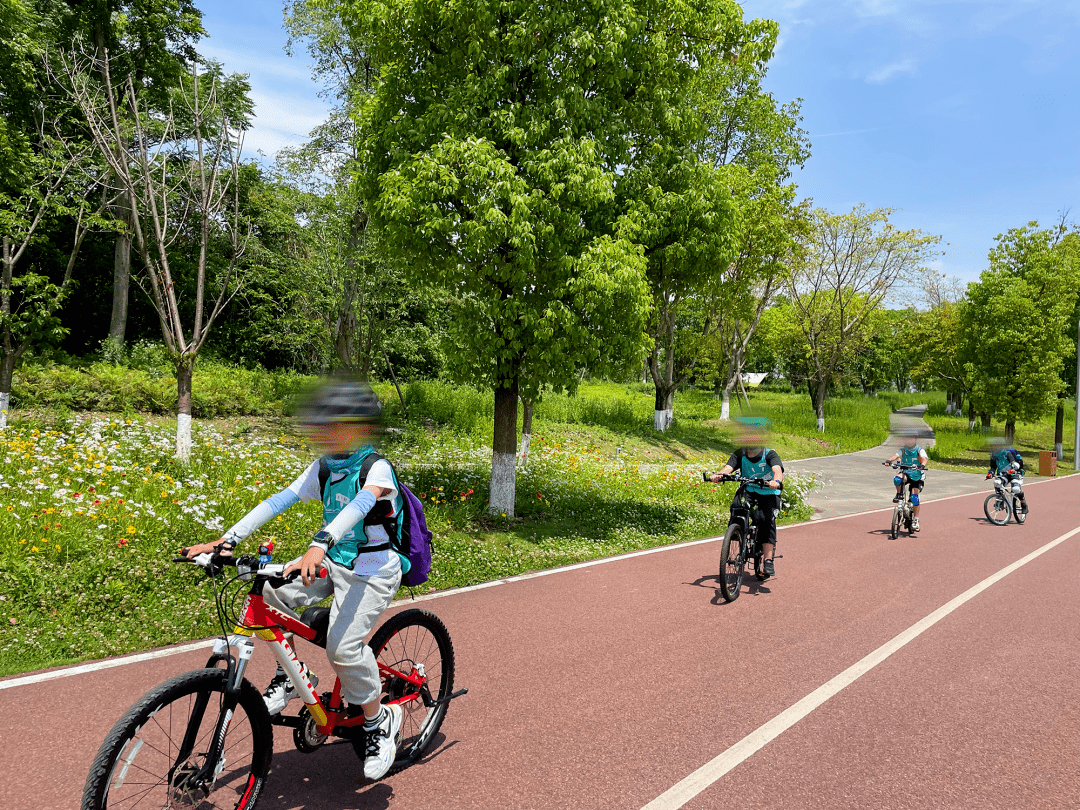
[297,377,382,426]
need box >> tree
[46,0,206,347]
[65,52,254,457]
[344,0,773,513]
[788,205,940,430]
[964,222,1080,444]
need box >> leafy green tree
[964,222,1080,443]
[788,205,940,430]
[340,0,776,513]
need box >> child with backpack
[182,378,430,781]
[986,437,1028,516]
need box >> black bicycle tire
[81,668,272,810]
[890,508,900,540]
[719,525,745,602]
[356,609,456,775]
[1012,496,1027,524]
[983,493,1011,526]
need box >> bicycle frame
[209,581,428,739]
[729,485,762,562]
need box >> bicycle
[984,472,1027,526]
[705,472,782,603]
[81,548,467,810]
[883,462,926,539]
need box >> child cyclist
[884,430,929,531]
[986,437,1028,516]
[708,417,784,577]
[183,378,403,780]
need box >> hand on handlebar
[182,538,235,558]
[284,545,327,587]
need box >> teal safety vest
[740,448,777,496]
[899,445,924,481]
[320,446,404,569]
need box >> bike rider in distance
[884,430,929,532]
[184,377,403,780]
[707,416,784,577]
[986,436,1028,516]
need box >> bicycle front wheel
[82,668,272,810]
[984,493,1011,525]
[360,608,456,774]
[719,525,745,602]
[1012,496,1027,524]
[890,508,900,540]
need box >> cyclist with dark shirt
[708,417,784,577]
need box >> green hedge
[11,361,309,417]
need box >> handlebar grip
[702,472,711,483]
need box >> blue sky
[201,0,1080,283]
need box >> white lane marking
[0,639,214,691]
[5,476,1074,686]
[640,524,1080,810]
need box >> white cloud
[866,57,917,83]
[241,89,332,161]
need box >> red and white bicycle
[81,548,466,809]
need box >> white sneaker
[363,704,403,780]
[263,666,317,715]
[912,518,921,532]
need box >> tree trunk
[1055,399,1065,459]
[719,383,733,421]
[653,385,674,431]
[980,412,991,430]
[384,353,407,419]
[1004,418,1015,445]
[810,377,827,432]
[518,398,534,463]
[490,377,519,516]
[107,195,133,345]
[176,355,195,460]
[0,354,13,430]
[968,399,976,431]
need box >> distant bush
[11,358,310,417]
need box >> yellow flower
[126,526,136,535]
[31,546,38,552]
[55,545,61,552]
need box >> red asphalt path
[2,477,1078,810]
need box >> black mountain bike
[883,462,927,539]
[705,473,782,602]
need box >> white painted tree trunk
[0,392,8,429]
[720,391,730,421]
[816,416,825,432]
[968,417,976,431]
[518,433,531,463]
[1056,442,1064,460]
[490,450,516,516]
[176,413,192,461]
[653,408,673,432]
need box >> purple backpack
[396,482,433,587]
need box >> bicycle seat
[300,606,330,648]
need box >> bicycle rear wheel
[1012,496,1027,524]
[984,493,1011,525]
[358,609,455,775]
[719,525,745,602]
[890,508,900,540]
[81,668,272,810]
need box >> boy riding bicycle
[708,417,784,577]
[884,432,928,532]
[184,378,403,780]
[986,437,1028,516]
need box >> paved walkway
[786,405,989,519]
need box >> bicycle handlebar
[703,472,783,490]
[173,552,327,586]
[884,462,927,471]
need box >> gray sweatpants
[263,560,400,705]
